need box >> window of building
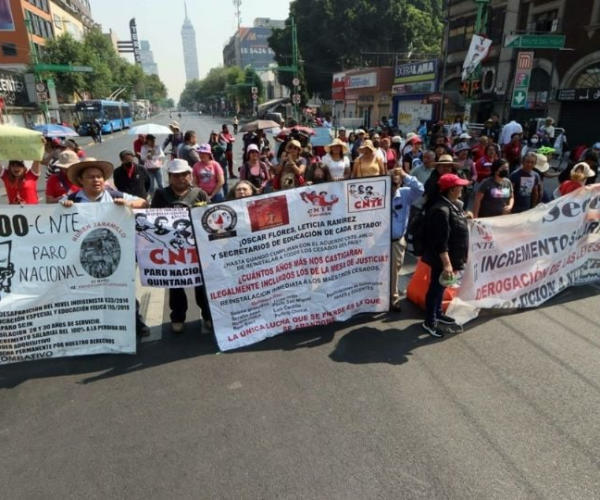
[574,65,600,88]
[53,14,63,30]
[1,44,18,57]
[529,10,559,33]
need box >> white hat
[54,150,80,169]
[246,144,260,153]
[405,132,416,142]
[534,153,550,173]
[391,135,402,144]
[355,129,366,135]
[167,159,192,174]
[459,132,471,139]
[572,162,596,178]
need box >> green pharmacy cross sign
[504,34,565,50]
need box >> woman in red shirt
[475,144,498,182]
[1,159,42,204]
[502,133,522,172]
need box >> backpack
[68,187,124,202]
[405,208,426,257]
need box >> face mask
[126,161,134,167]
[498,170,509,178]
[531,139,539,145]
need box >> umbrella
[128,123,173,135]
[239,119,281,133]
[0,125,44,161]
[33,124,79,137]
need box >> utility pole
[291,18,300,121]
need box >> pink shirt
[192,160,223,194]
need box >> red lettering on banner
[354,199,383,210]
[150,248,199,265]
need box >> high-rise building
[140,40,159,76]
[181,2,199,82]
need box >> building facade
[181,3,199,82]
[140,40,158,76]
[443,0,600,144]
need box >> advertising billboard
[239,27,276,69]
[0,0,15,31]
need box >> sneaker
[437,314,456,325]
[172,322,184,334]
[390,302,402,313]
[422,322,444,338]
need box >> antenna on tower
[233,0,242,31]
[184,1,189,20]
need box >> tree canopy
[268,0,443,98]
[41,27,168,103]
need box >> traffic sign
[292,94,301,104]
[292,78,300,87]
[512,90,527,107]
[35,82,46,92]
[504,34,565,50]
[33,64,94,73]
[251,86,258,94]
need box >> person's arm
[239,162,247,180]
[378,157,385,176]
[472,191,485,218]
[156,146,165,159]
[31,161,41,176]
[470,161,478,183]
[400,172,425,205]
[114,193,149,208]
[343,157,351,179]
[531,177,541,208]
[189,149,200,165]
[503,184,514,214]
[210,166,225,199]
[351,158,360,178]
[429,208,453,275]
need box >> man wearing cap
[113,150,151,199]
[402,136,424,173]
[151,159,212,334]
[422,174,470,338]
[162,122,183,159]
[351,129,366,161]
[45,150,81,203]
[423,154,462,207]
[60,158,148,208]
[509,152,542,213]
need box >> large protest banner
[191,178,391,351]
[0,204,136,365]
[134,208,202,288]
[448,185,600,323]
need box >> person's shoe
[390,302,402,313]
[437,314,456,325]
[136,321,150,338]
[422,322,444,338]
[172,322,184,334]
[204,320,214,333]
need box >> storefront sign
[0,204,136,365]
[346,72,378,89]
[394,60,438,85]
[448,186,600,325]
[557,88,600,102]
[332,72,346,101]
[392,81,436,96]
[191,179,391,351]
[0,70,29,106]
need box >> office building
[181,2,199,82]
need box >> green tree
[179,79,202,109]
[269,0,443,98]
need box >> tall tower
[181,2,200,81]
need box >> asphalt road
[1,114,600,499]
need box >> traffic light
[471,80,480,97]
[460,81,469,96]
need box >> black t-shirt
[151,186,210,208]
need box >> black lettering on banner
[0,214,29,237]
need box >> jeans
[169,286,212,323]
[148,168,163,193]
[425,265,445,325]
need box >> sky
[91,0,293,101]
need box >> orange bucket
[406,259,458,311]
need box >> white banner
[134,208,202,288]
[462,35,492,81]
[449,185,600,324]
[0,205,136,365]
[191,178,391,351]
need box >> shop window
[574,65,600,88]
[1,44,17,57]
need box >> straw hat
[67,158,114,187]
[285,139,302,152]
[572,162,596,178]
[434,154,461,167]
[325,138,349,155]
[54,150,80,169]
[359,139,376,153]
[534,153,550,173]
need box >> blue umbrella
[33,124,79,137]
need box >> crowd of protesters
[1,113,598,340]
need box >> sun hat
[166,159,192,174]
[534,153,550,173]
[356,129,366,135]
[54,150,80,169]
[325,138,349,155]
[67,158,114,187]
[196,143,213,156]
[359,139,376,153]
[438,173,470,191]
[391,135,402,144]
[338,126,346,131]
[405,132,416,142]
[285,139,302,152]
[459,132,471,140]
[247,144,260,154]
[435,154,461,166]
[572,162,596,178]
[169,121,180,130]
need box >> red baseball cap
[438,173,469,191]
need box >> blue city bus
[75,100,133,135]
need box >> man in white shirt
[499,118,523,146]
